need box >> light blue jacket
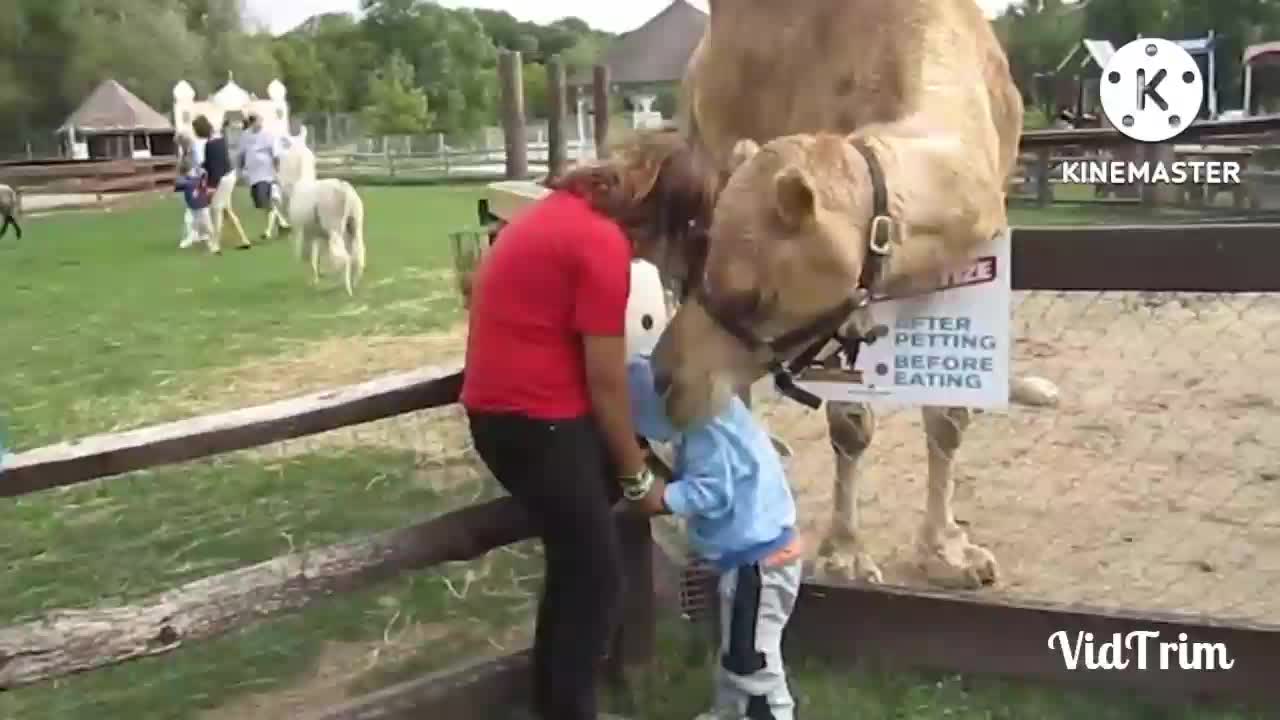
[627,355,796,571]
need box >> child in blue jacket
[174,132,214,252]
[623,354,802,720]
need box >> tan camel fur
[650,0,1060,589]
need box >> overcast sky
[245,0,1017,36]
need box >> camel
[647,0,1060,589]
[276,129,367,296]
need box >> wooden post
[1035,146,1052,207]
[593,64,610,158]
[606,511,656,705]
[546,56,568,179]
[498,50,528,180]
[1142,142,1175,207]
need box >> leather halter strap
[697,137,895,409]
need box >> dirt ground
[760,291,1280,625]
[213,292,1280,629]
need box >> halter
[696,138,894,409]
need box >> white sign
[794,230,1011,409]
[1099,38,1204,143]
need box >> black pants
[468,411,624,720]
[250,181,273,209]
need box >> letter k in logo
[1136,68,1169,111]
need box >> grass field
[0,185,1266,718]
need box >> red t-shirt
[461,190,632,419]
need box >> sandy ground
[759,291,1280,625]
[20,191,148,216]
[202,292,1280,630]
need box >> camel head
[651,133,896,427]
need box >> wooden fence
[0,157,178,198]
[4,223,1280,716]
[1012,116,1280,209]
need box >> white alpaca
[0,183,21,239]
[276,129,367,296]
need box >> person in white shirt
[237,112,291,239]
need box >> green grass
[1,186,479,450]
[0,449,542,719]
[1008,180,1261,226]
[1,184,515,718]
[0,184,1267,718]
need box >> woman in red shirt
[463,131,716,720]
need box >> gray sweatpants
[710,558,803,720]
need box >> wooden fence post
[1142,142,1175,207]
[1035,146,1052,207]
[498,50,528,180]
[608,512,656,687]
[593,64,610,159]
[546,56,567,180]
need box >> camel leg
[916,406,997,589]
[815,401,883,583]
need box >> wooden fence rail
[0,157,177,196]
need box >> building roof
[212,72,253,110]
[60,79,172,134]
[1244,40,1280,66]
[1057,31,1217,74]
[572,0,707,87]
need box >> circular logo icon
[1099,38,1204,142]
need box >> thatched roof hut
[575,0,707,87]
[58,79,175,159]
[568,0,707,129]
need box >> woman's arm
[575,225,646,479]
[584,335,647,478]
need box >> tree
[272,37,340,114]
[522,61,549,119]
[993,0,1085,108]
[362,51,433,135]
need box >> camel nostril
[653,370,673,396]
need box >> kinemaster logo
[1058,37,1242,188]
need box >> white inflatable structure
[172,73,290,138]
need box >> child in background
[623,355,803,720]
[174,133,215,253]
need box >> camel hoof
[816,544,883,584]
[918,528,999,589]
[1011,376,1060,407]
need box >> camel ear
[773,166,815,225]
[729,139,759,172]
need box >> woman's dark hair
[547,129,719,253]
[192,115,213,139]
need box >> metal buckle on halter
[868,214,894,256]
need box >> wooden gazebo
[58,79,175,160]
